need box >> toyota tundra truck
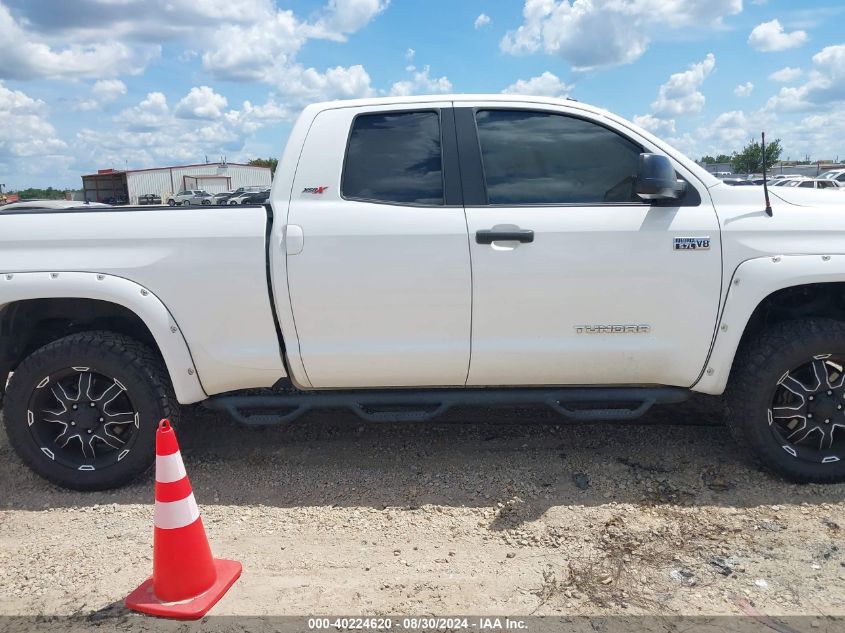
[2,95,845,490]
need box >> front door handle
[475,229,535,244]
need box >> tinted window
[343,111,443,205]
[475,110,643,205]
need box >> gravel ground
[1,395,844,629]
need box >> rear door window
[342,111,443,205]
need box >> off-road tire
[725,318,845,483]
[4,331,178,490]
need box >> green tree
[14,186,69,200]
[700,154,733,165]
[731,138,783,174]
[248,157,278,176]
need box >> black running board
[205,387,690,426]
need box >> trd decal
[302,186,329,194]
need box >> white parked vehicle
[166,190,213,206]
[791,179,843,190]
[819,169,845,184]
[3,94,845,489]
[227,186,264,204]
[772,177,810,187]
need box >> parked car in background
[167,190,213,206]
[138,194,162,205]
[227,186,265,205]
[793,179,843,190]
[211,190,238,204]
[819,169,845,183]
[772,177,809,187]
[241,189,271,204]
[722,178,754,186]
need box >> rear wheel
[3,332,178,490]
[726,318,845,483]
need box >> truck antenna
[762,131,773,217]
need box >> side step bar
[205,387,690,426]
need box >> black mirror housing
[635,153,686,201]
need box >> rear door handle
[284,224,304,255]
[475,229,535,244]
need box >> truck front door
[456,105,723,387]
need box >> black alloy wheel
[726,318,845,482]
[4,332,178,490]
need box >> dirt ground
[1,396,844,630]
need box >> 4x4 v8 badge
[302,186,329,194]
[674,236,711,251]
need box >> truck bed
[0,203,286,397]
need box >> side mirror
[635,153,687,201]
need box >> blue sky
[1,0,844,189]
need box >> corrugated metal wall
[126,170,172,203]
[125,164,272,204]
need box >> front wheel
[167,199,176,206]
[725,318,845,483]
[3,332,179,490]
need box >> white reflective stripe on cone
[154,493,200,529]
[156,451,187,483]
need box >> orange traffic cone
[125,419,241,619]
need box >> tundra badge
[674,237,711,251]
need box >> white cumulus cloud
[765,44,845,112]
[633,114,676,136]
[175,86,229,119]
[748,19,808,52]
[502,72,573,97]
[500,0,740,71]
[389,65,451,97]
[651,53,716,117]
[734,81,754,97]
[474,13,491,29]
[0,80,67,179]
[769,67,802,83]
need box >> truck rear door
[281,103,472,388]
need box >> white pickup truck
[2,95,845,490]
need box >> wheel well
[0,298,162,395]
[738,283,845,352]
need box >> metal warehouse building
[81,162,272,204]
